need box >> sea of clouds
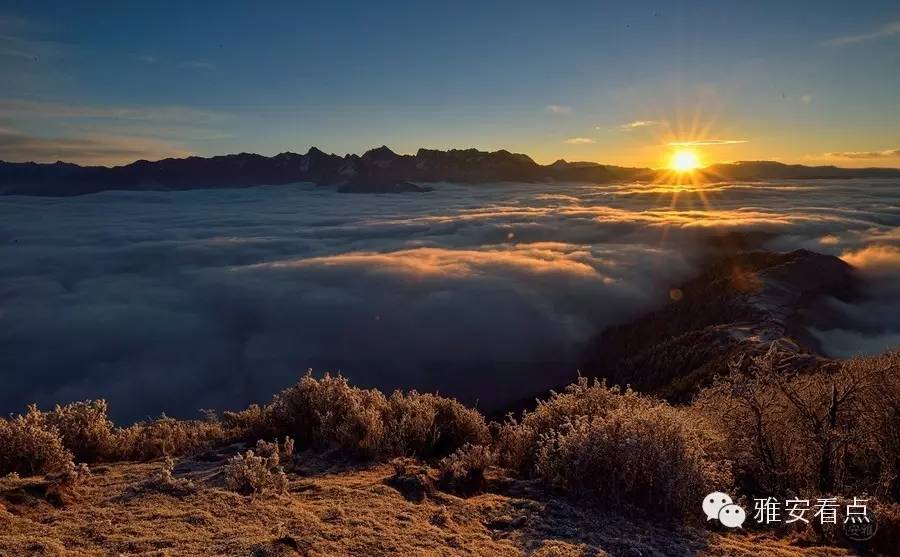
[1,179,898,421]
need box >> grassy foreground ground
[0,446,852,557]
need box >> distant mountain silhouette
[700,160,900,180]
[1,147,898,196]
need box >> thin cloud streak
[0,98,225,123]
[564,137,594,145]
[0,99,229,156]
[0,32,62,61]
[826,21,900,46]
[545,104,572,115]
[0,127,191,165]
[617,120,665,132]
[825,148,900,159]
[0,43,36,59]
[0,15,69,62]
[668,139,748,146]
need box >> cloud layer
[1,179,898,421]
[824,148,900,160]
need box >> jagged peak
[362,145,398,159]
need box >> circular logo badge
[844,515,878,542]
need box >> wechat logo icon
[703,492,746,528]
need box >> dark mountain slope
[580,249,859,400]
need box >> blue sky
[1,0,899,167]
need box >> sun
[670,149,701,172]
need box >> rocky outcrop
[580,249,859,399]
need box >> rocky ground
[0,446,854,557]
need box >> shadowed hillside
[582,249,859,400]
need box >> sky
[1,0,899,168]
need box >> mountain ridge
[2,147,899,196]
[580,248,859,401]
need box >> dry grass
[0,450,856,557]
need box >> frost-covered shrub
[142,457,197,496]
[220,403,273,441]
[46,400,115,462]
[426,396,490,457]
[267,373,487,459]
[38,460,92,506]
[381,391,443,457]
[2,398,233,472]
[493,376,726,518]
[382,391,489,458]
[695,349,900,498]
[223,439,290,496]
[269,373,387,457]
[438,443,497,495]
[51,460,91,489]
[495,377,642,474]
[252,437,295,463]
[2,372,489,476]
[0,405,72,476]
[114,415,228,461]
[534,401,725,518]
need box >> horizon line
[4,146,900,173]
